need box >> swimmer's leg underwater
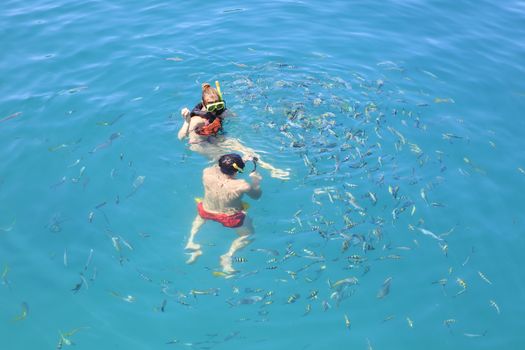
[185,215,205,264]
[220,217,253,273]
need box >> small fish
[90,267,97,282]
[341,240,350,253]
[50,176,67,189]
[434,97,455,103]
[422,70,438,79]
[0,218,16,233]
[420,188,429,205]
[347,255,366,262]
[223,8,244,13]
[478,271,492,285]
[303,304,312,316]
[126,176,146,198]
[84,249,94,271]
[308,290,319,300]
[232,257,247,263]
[0,111,22,123]
[456,278,467,290]
[387,126,406,144]
[71,279,83,293]
[344,314,351,329]
[377,254,402,260]
[366,338,373,350]
[406,317,414,328]
[190,288,219,297]
[232,61,248,68]
[119,236,133,251]
[455,278,467,296]
[331,276,359,289]
[110,291,136,303]
[368,192,377,205]
[1,264,9,285]
[462,255,471,266]
[251,248,280,256]
[382,315,395,323]
[160,299,167,312]
[238,296,262,305]
[65,85,88,94]
[67,159,81,168]
[442,132,463,140]
[377,277,392,299]
[443,319,456,328]
[432,278,448,286]
[287,293,300,304]
[13,302,29,321]
[48,144,68,152]
[416,227,444,241]
[388,185,399,199]
[63,249,68,267]
[518,167,525,175]
[463,331,487,337]
[88,211,94,223]
[136,269,153,282]
[489,300,500,314]
[95,201,106,209]
[111,237,121,252]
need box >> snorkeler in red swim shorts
[185,153,262,274]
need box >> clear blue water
[1,0,525,348]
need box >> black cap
[218,154,245,175]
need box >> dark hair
[218,154,245,175]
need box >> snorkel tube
[215,81,223,101]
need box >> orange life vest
[196,117,223,136]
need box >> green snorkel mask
[205,81,226,114]
[206,101,225,113]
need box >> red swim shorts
[197,202,245,228]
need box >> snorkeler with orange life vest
[177,81,290,180]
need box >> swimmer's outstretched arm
[221,138,290,180]
[177,108,191,140]
[245,172,262,199]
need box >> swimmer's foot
[185,241,201,251]
[186,250,202,264]
[220,254,237,274]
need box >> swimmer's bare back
[201,166,261,215]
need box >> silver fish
[416,227,444,241]
[377,277,392,299]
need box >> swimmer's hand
[249,171,262,185]
[181,107,191,121]
[270,168,290,181]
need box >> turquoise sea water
[1,0,525,348]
